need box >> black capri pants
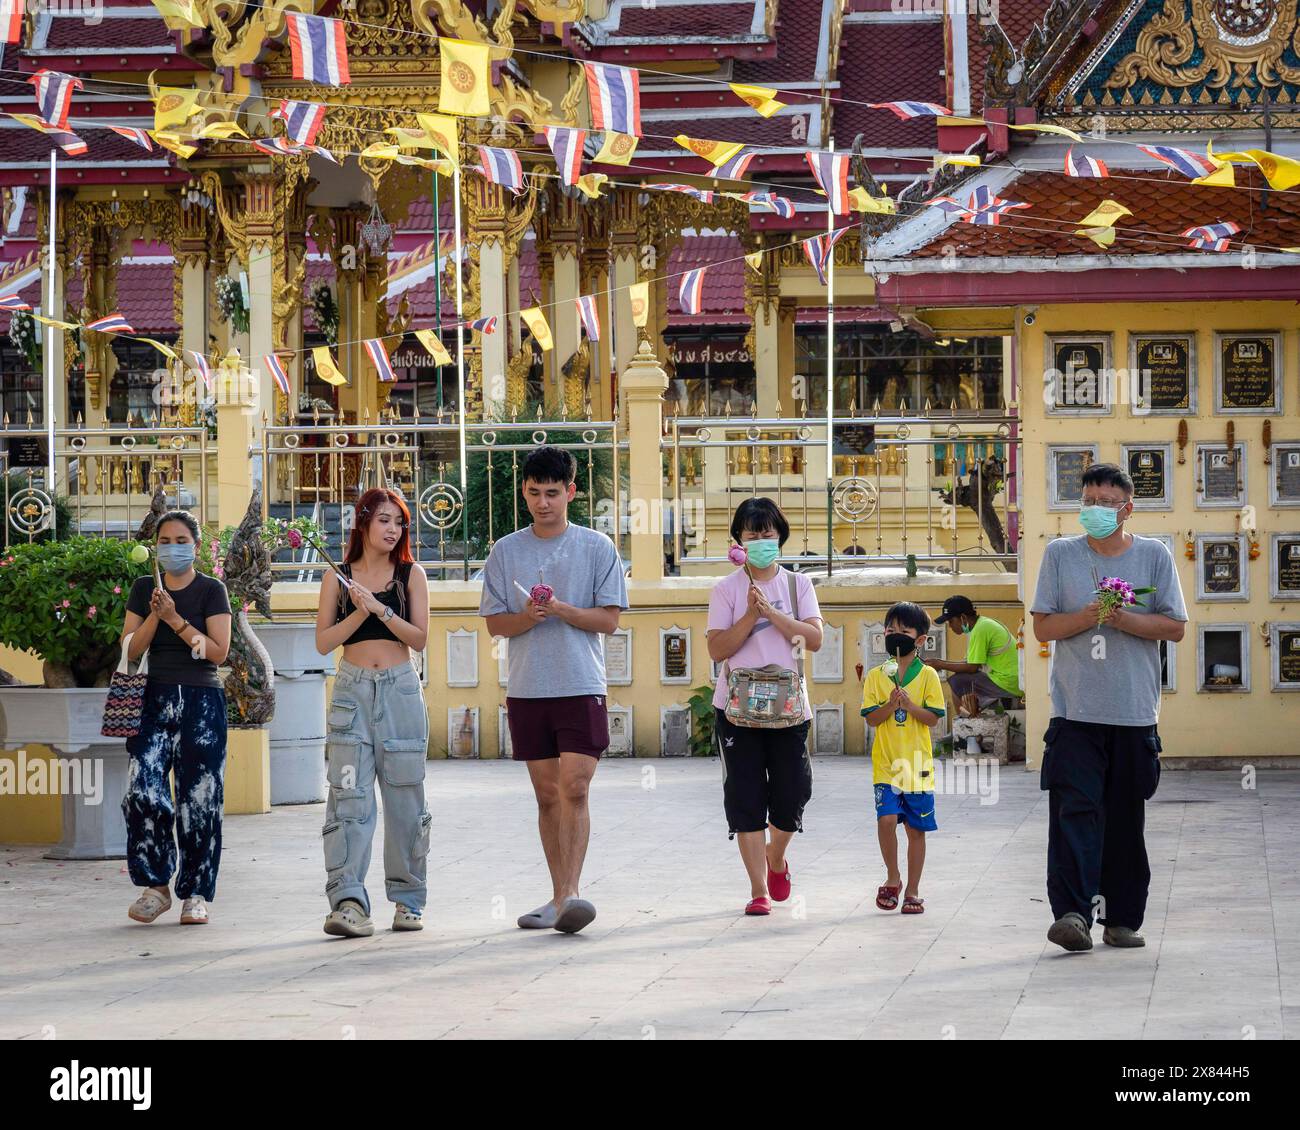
[715,709,813,836]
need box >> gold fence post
[622,340,667,582]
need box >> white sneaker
[127,887,171,924]
[180,896,208,925]
[392,905,423,932]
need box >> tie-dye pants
[123,681,228,901]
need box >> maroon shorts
[505,694,610,761]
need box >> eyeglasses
[1078,499,1129,512]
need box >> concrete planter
[257,622,332,805]
[0,686,127,860]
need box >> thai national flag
[960,185,1030,225]
[470,316,498,335]
[264,353,291,396]
[272,99,327,146]
[0,294,31,312]
[1138,144,1217,179]
[1064,147,1108,178]
[364,338,397,383]
[1183,221,1241,251]
[188,350,214,394]
[868,101,952,119]
[28,70,82,130]
[2,0,23,47]
[575,294,601,341]
[477,145,525,193]
[85,312,134,334]
[249,137,303,157]
[286,14,351,87]
[107,125,153,152]
[743,192,795,219]
[714,151,754,181]
[678,268,706,316]
[584,62,642,136]
[649,183,715,203]
[802,230,847,286]
[807,151,851,215]
[543,126,585,186]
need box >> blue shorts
[874,785,938,831]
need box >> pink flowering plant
[196,515,323,580]
[1094,576,1155,626]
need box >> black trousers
[1040,717,1162,929]
[715,709,812,836]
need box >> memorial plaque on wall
[1049,336,1109,411]
[1216,333,1280,413]
[1047,445,1097,509]
[1274,536,1300,599]
[1123,445,1171,508]
[1276,628,1300,689]
[659,627,691,684]
[1197,444,1246,508]
[1132,334,1194,414]
[1199,537,1244,599]
[9,437,45,468]
[1273,444,1300,506]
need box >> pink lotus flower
[727,544,748,567]
[530,582,554,604]
[286,529,303,549]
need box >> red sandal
[876,883,902,911]
[745,896,772,916]
[767,863,792,903]
[901,896,925,915]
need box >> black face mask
[884,632,917,658]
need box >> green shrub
[0,536,152,685]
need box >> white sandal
[323,899,374,938]
[128,888,171,924]
[392,905,423,932]
[180,896,209,925]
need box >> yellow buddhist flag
[151,0,202,28]
[848,186,897,215]
[575,172,607,199]
[312,346,347,386]
[673,135,744,167]
[934,154,981,169]
[153,87,203,133]
[359,142,402,161]
[1280,246,1300,253]
[594,132,639,166]
[439,38,491,117]
[150,131,198,158]
[412,113,461,166]
[33,313,78,330]
[744,252,763,272]
[628,281,650,328]
[1074,226,1117,249]
[1192,161,1235,187]
[414,329,453,367]
[1078,200,1132,228]
[729,83,785,118]
[1243,149,1300,190]
[520,307,554,352]
[140,338,178,361]
[1007,121,1084,142]
[193,120,247,141]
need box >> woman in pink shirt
[706,499,824,916]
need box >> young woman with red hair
[314,488,431,938]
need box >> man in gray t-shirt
[1030,463,1187,954]
[479,446,628,937]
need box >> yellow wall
[1015,300,1300,763]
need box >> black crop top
[336,561,412,645]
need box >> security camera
[1023,311,1036,326]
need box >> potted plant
[0,537,152,858]
[687,682,718,758]
[214,274,250,335]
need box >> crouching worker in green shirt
[926,595,1022,716]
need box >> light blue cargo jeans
[322,658,432,915]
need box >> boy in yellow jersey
[862,602,946,915]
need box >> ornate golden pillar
[175,199,210,428]
[610,189,640,419]
[746,235,782,416]
[36,190,72,434]
[471,177,510,417]
[235,171,277,440]
[332,208,371,423]
[777,297,798,410]
[548,190,581,413]
[581,204,612,421]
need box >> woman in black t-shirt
[120,510,232,927]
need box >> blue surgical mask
[157,543,195,574]
[1078,505,1121,539]
[745,538,780,569]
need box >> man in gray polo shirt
[1031,463,1187,952]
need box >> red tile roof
[615,2,758,39]
[906,167,1300,259]
[833,20,944,149]
[733,0,822,83]
[667,233,745,324]
[42,16,176,51]
[968,1,1054,112]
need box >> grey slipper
[554,898,596,934]
[1047,912,1093,952]
[1102,925,1146,948]
[517,902,559,930]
